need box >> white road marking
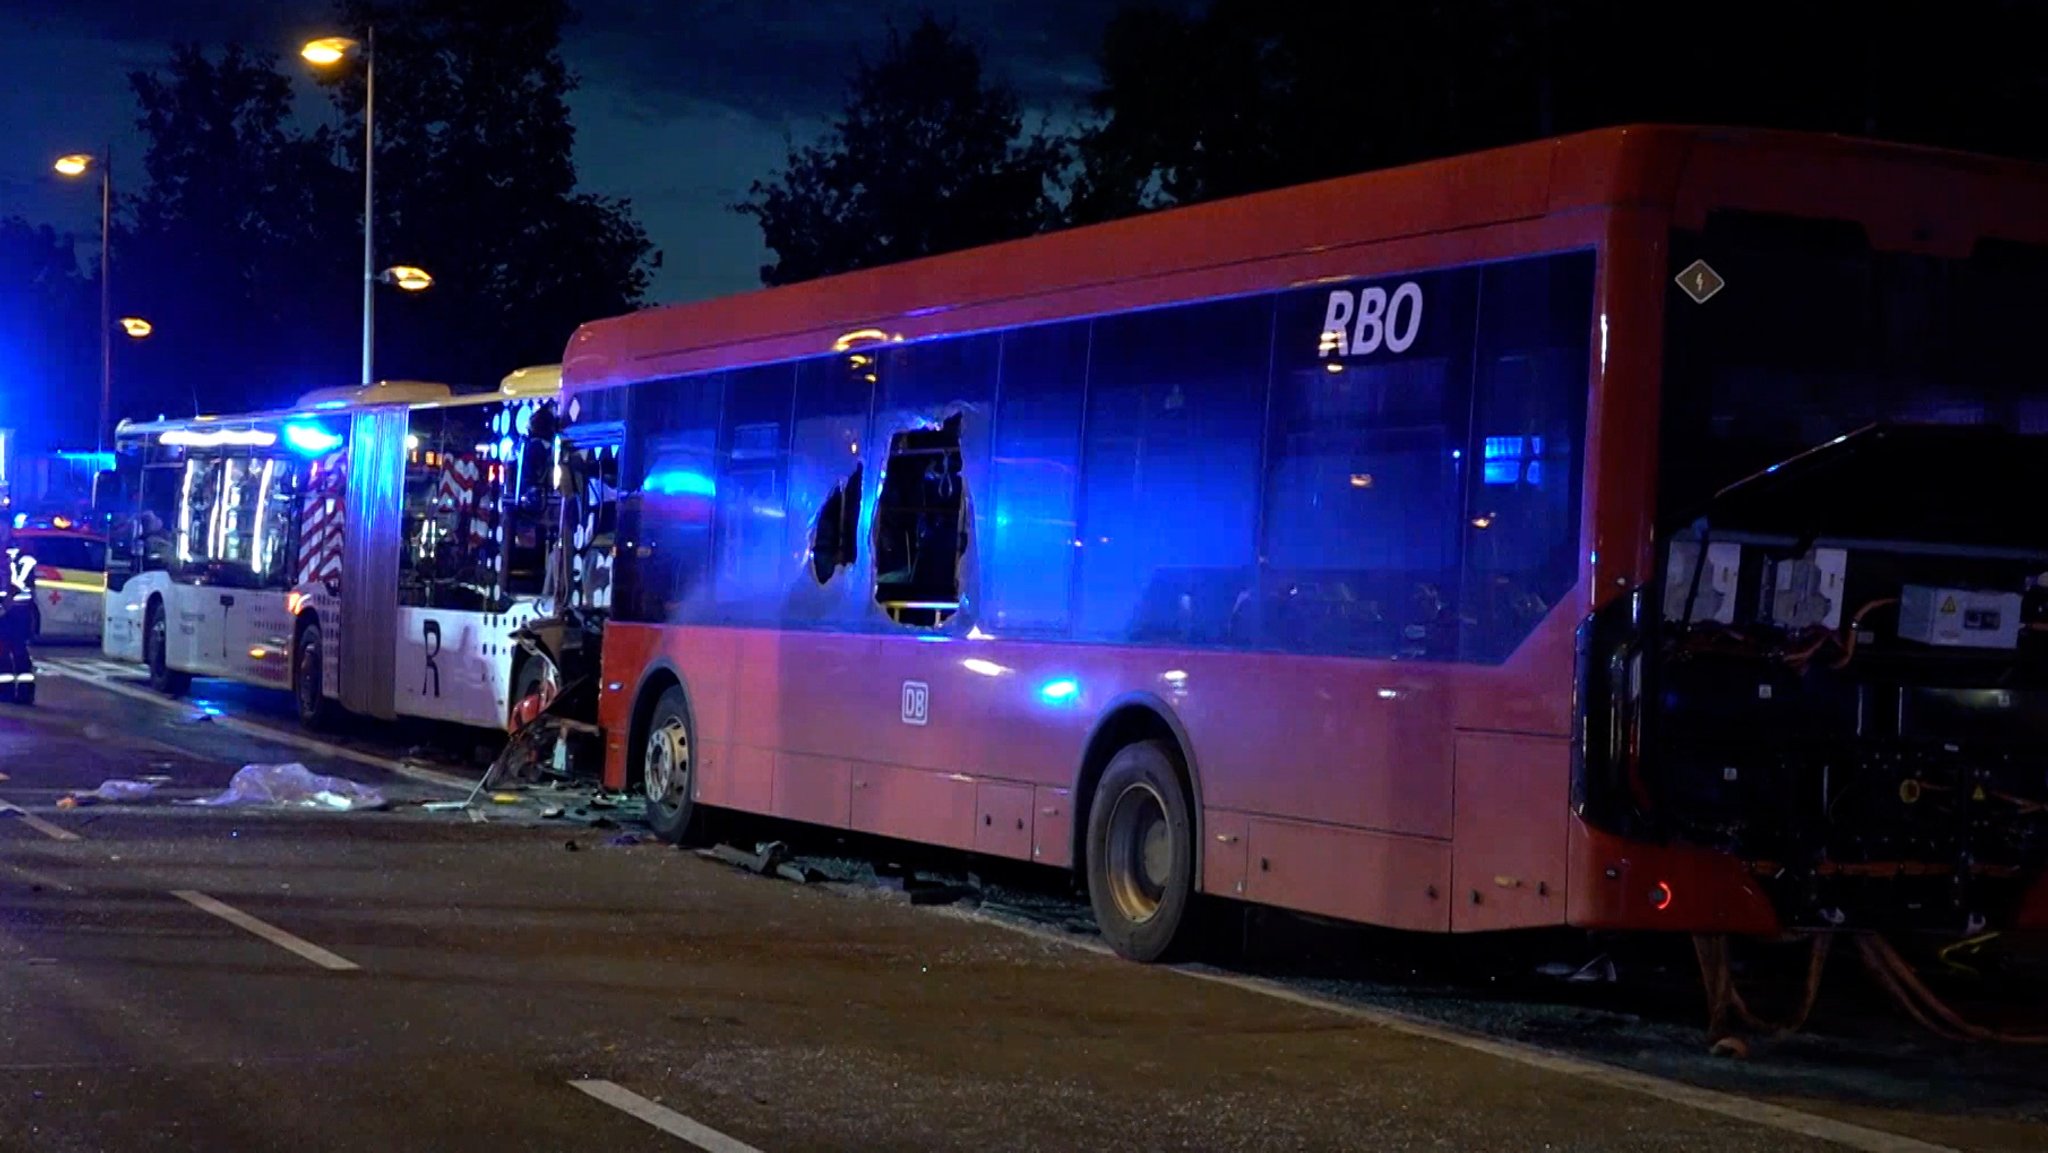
[169,889,360,972]
[0,798,82,841]
[569,1080,766,1153]
[949,908,1962,1153]
[41,662,477,793]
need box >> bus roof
[115,366,562,438]
[562,123,2048,391]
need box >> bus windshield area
[1658,210,2048,525]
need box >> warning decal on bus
[1675,259,1726,304]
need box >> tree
[737,13,1069,287]
[1073,0,2048,225]
[324,0,658,388]
[0,218,95,447]
[123,43,356,417]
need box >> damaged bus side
[545,125,2048,962]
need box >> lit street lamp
[119,317,154,339]
[52,149,112,452]
[301,31,376,384]
[380,265,432,292]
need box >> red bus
[552,125,2048,961]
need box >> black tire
[144,601,190,696]
[293,619,337,729]
[639,684,704,845]
[1085,740,1199,963]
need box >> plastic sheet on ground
[80,779,159,803]
[175,762,387,812]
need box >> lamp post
[302,31,375,385]
[53,149,112,452]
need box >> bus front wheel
[641,685,704,845]
[144,602,190,697]
[1085,740,1198,963]
[293,619,336,729]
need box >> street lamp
[380,265,432,292]
[52,149,112,452]
[120,317,154,339]
[301,31,375,385]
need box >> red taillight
[32,566,62,583]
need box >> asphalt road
[2,662,2043,1152]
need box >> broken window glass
[810,463,863,583]
[873,413,968,628]
[792,352,875,593]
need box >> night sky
[0,0,1148,305]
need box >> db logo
[900,680,930,726]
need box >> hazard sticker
[1676,259,1726,304]
[1940,595,1958,614]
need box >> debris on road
[77,779,159,803]
[174,763,387,812]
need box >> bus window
[987,321,1088,635]
[1458,251,1595,664]
[1261,268,1479,659]
[503,399,559,597]
[791,351,874,602]
[873,414,966,629]
[1078,295,1267,647]
[401,405,499,611]
[711,365,795,623]
[177,454,301,590]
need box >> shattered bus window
[810,463,863,583]
[873,413,967,628]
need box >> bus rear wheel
[641,685,703,845]
[1085,740,1198,963]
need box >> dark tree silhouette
[123,43,354,417]
[1073,0,2048,225]
[0,218,95,447]
[326,0,658,389]
[736,12,1069,286]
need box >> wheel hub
[644,717,691,806]
[1105,782,1172,924]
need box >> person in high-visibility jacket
[0,519,36,705]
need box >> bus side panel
[1241,816,1451,932]
[736,630,876,832]
[103,569,164,662]
[391,602,543,730]
[1449,731,1570,931]
[162,581,221,676]
[597,621,748,801]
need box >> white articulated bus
[100,367,565,730]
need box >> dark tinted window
[1260,268,1479,658]
[712,364,796,622]
[1460,251,1596,662]
[615,371,722,624]
[1660,213,2048,520]
[988,321,1089,634]
[21,535,105,571]
[1076,296,1269,645]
